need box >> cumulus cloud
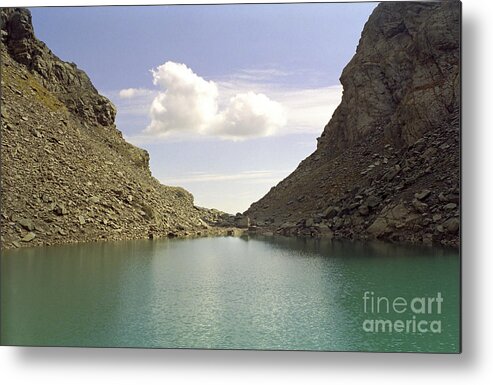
[144,61,286,140]
[211,92,287,139]
[217,77,342,134]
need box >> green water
[0,236,460,352]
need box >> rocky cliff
[0,8,230,249]
[246,2,460,247]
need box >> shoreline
[0,225,248,251]
[1,224,459,251]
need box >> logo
[362,291,443,334]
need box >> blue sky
[30,3,377,213]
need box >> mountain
[246,1,460,247]
[0,8,231,249]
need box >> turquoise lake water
[1,236,460,352]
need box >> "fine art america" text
[362,291,444,334]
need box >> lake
[0,236,460,352]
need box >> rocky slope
[0,8,236,249]
[246,2,460,248]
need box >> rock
[18,218,34,230]
[422,147,438,160]
[439,143,450,150]
[54,204,68,216]
[280,222,296,229]
[414,189,431,201]
[367,218,390,237]
[323,206,339,219]
[358,205,369,216]
[314,224,334,238]
[422,233,434,246]
[444,203,457,210]
[368,203,420,237]
[412,199,428,213]
[235,215,250,228]
[21,232,36,242]
[432,214,442,222]
[305,218,315,227]
[88,196,101,204]
[78,215,85,225]
[384,168,400,182]
[442,217,459,234]
[366,196,381,208]
[349,202,360,210]
[447,193,460,204]
[439,193,459,204]
[12,241,21,248]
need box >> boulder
[323,206,339,219]
[412,199,428,213]
[314,224,334,238]
[235,215,250,228]
[444,203,457,210]
[18,218,34,230]
[442,217,459,234]
[414,189,431,201]
[358,205,370,216]
[367,203,420,237]
[366,196,381,208]
[367,218,390,237]
[54,204,68,216]
[21,232,35,242]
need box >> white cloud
[143,61,287,140]
[274,85,342,133]
[117,64,343,144]
[163,170,291,184]
[146,62,219,136]
[119,87,153,99]
[162,169,294,213]
[210,92,287,140]
[226,68,292,82]
[216,77,342,134]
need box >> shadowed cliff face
[0,8,233,249]
[246,2,460,247]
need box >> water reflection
[1,236,459,351]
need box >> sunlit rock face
[246,2,460,248]
[1,8,232,249]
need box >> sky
[30,3,377,213]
